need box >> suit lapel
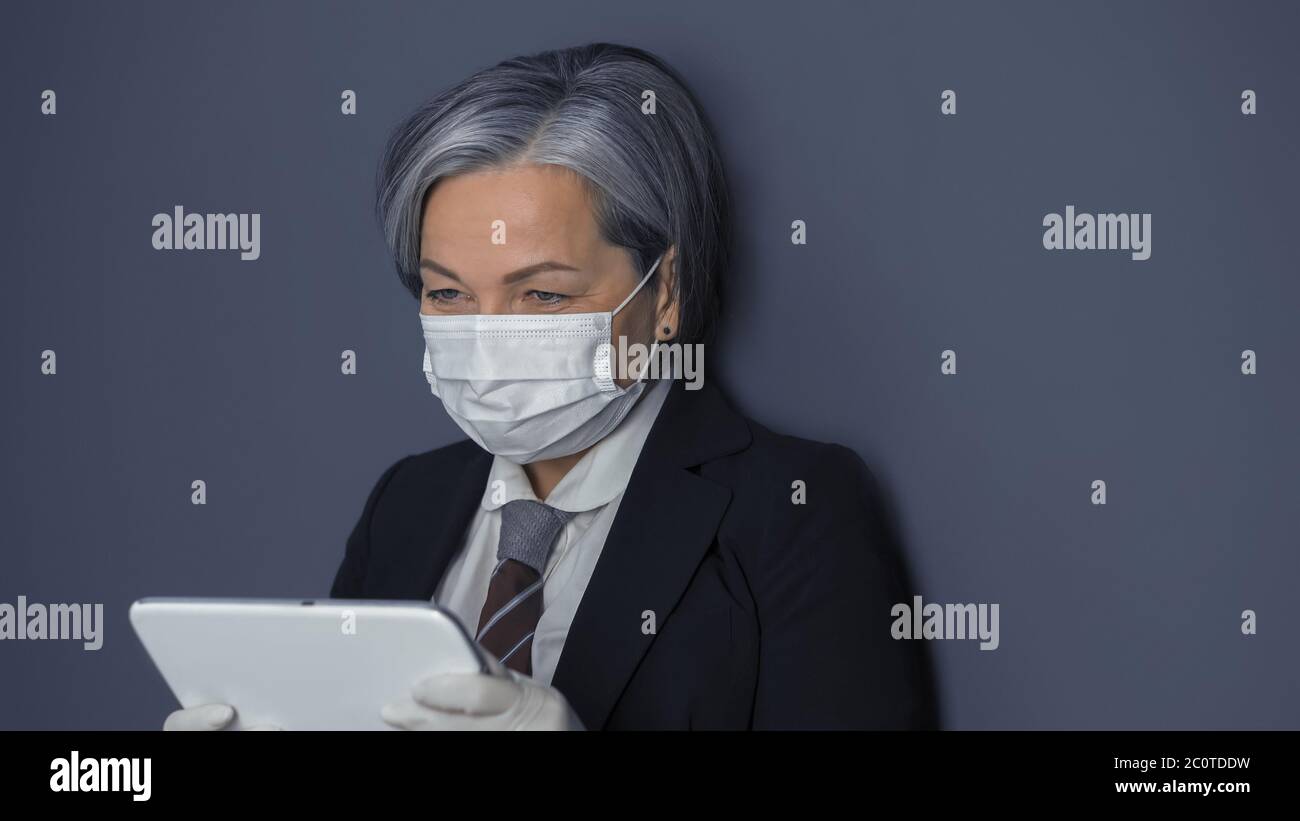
[550,381,751,729]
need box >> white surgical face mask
[421,254,663,464]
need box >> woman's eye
[426,288,463,302]
[528,290,566,304]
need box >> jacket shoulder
[353,439,489,532]
[714,416,881,502]
[329,438,488,600]
[704,415,892,571]
[401,438,486,472]
[381,438,487,490]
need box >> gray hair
[376,42,731,343]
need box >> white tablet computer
[129,597,489,731]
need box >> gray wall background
[2,0,1296,729]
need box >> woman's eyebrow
[501,261,581,284]
[419,258,462,282]
[419,258,580,285]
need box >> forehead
[420,163,602,260]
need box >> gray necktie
[474,499,575,675]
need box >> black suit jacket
[330,379,939,730]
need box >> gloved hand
[381,653,585,731]
[162,704,281,731]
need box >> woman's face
[418,163,675,387]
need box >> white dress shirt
[432,379,672,686]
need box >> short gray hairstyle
[376,42,731,343]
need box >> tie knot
[496,499,575,575]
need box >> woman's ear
[654,246,681,341]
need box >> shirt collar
[480,379,673,514]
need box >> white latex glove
[162,704,281,731]
[381,653,585,731]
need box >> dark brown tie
[474,499,574,676]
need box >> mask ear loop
[611,254,664,317]
[614,254,664,386]
[594,253,664,392]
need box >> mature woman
[167,42,936,731]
